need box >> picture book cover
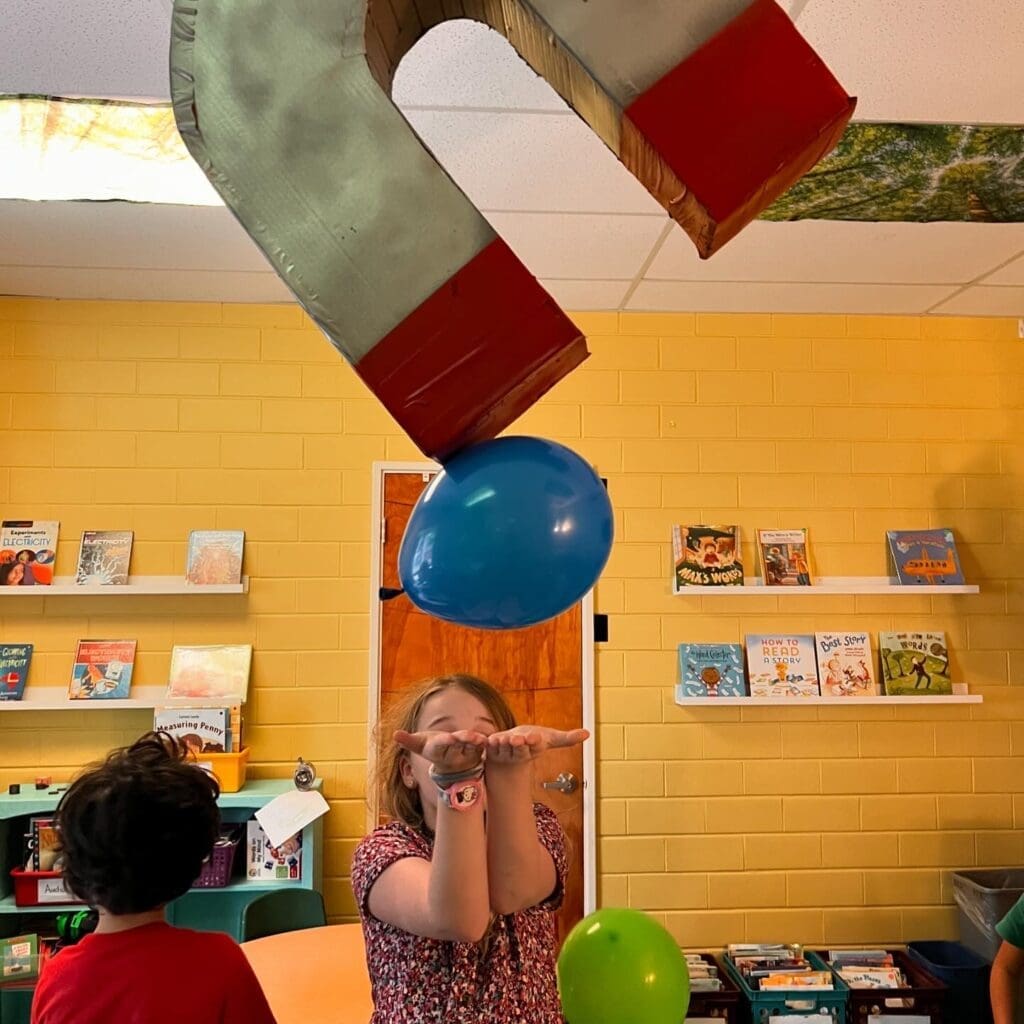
[0,521,59,586]
[672,525,744,588]
[186,530,245,585]
[814,632,879,697]
[75,530,133,585]
[29,817,61,871]
[246,820,302,881]
[756,529,812,586]
[677,643,746,698]
[745,635,820,698]
[1,934,39,983]
[167,644,253,703]
[68,639,137,700]
[0,644,33,701]
[879,631,952,695]
[887,528,965,585]
[154,707,232,753]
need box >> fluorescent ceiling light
[0,96,222,205]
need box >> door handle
[542,772,579,795]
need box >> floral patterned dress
[351,803,567,1024]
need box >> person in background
[352,673,588,1024]
[31,732,277,1024]
[991,895,1024,1024]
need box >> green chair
[240,889,328,942]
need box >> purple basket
[192,831,241,889]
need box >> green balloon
[557,908,691,1024]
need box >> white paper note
[255,788,330,848]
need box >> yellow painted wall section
[0,297,1021,945]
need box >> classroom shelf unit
[0,576,248,597]
[672,576,979,596]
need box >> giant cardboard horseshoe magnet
[171,0,854,462]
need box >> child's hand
[485,725,590,766]
[394,729,487,773]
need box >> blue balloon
[398,436,614,629]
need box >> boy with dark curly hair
[31,732,277,1024]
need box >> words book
[756,528,812,587]
[887,528,964,585]
[879,631,952,695]
[677,643,746,698]
[672,525,743,588]
[0,521,58,586]
[75,530,133,585]
[68,639,137,700]
[186,530,245,585]
[814,632,878,697]
[0,644,32,701]
[745,635,820,698]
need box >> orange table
[243,924,374,1024]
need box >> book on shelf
[1,934,43,984]
[68,639,137,700]
[677,643,746,698]
[0,644,33,701]
[75,530,133,585]
[887,528,965,585]
[186,530,245,585]
[756,528,812,587]
[246,820,302,881]
[167,644,252,703]
[154,707,234,753]
[814,632,879,697]
[879,631,952,696]
[745,634,820,698]
[672,525,744,588]
[0,521,58,586]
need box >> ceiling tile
[627,280,957,315]
[393,20,566,111]
[796,0,1024,123]
[486,212,666,280]
[538,279,631,310]
[0,0,172,101]
[0,200,272,271]
[648,222,1024,286]
[403,108,663,215]
[982,254,1024,286]
[0,265,292,303]
[929,286,1024,317]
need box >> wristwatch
[430,764,484,812]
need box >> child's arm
[368,730,491,943]
[992,939,1024,1024]
[484,726,588,915]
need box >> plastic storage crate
[9,868,84,907]
[195,747,250,793]
[906,941,992,1024]
[721,949,848,1023]
[815,949,948,1023]
[687,953,741,1021]
[952,869,1024,962]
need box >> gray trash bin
[952,869,1024,962]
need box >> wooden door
[376,470,586,943]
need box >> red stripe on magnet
[625,0,855,241]
[355,238,588,462]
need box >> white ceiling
[0,0,1022,315]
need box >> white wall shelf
[0,575,248,596]
[675,694,982,706]
[0,686,226,711]
[673,576,978,596]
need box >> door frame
[366,460,597,915]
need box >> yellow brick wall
[0,298,1021,945]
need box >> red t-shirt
[31,921,276,1024]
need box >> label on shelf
[37,877,76,903]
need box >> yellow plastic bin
[196,747,250,792]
